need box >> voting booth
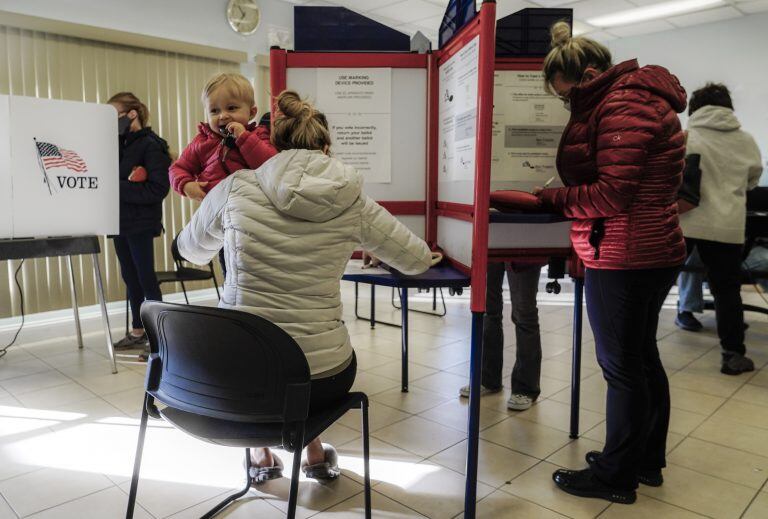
[0,95,119,239]
[272,2,582,516]
[0,95,120,372]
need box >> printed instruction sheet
[438,36,480,182]
[317,68,392,184]
[491,70,569,182]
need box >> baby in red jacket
[170,73,277,200]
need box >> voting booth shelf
[270,2,587,517]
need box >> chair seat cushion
[157,392,366,450]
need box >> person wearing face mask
[175,90,433,485]
[533,22,687,504]
[107,92,172,351]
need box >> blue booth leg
[464,311,484,519]
[400,288,409,392]
[570,277,584,439]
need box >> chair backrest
[140,301,311,424]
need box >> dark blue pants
[113,233,162,330]
[586,266,678,490]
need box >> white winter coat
[177,149,432,377]
[681,105,763,244]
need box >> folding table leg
[67,255,83,350]
[92,253,117,373]
[370,284,376,329]
[400,287,409,392]
[464,311,484,519]
[570,277,584,439]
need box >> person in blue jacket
[108,92,171,350]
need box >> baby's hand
[226,122,247,138]
[183,181,209,201]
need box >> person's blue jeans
[678,248,704,313]
[679,245,768,313]
[743,245,768,291]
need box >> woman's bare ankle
[251,448,273,468]
[306,439,326,466]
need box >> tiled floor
[1,284,767,518]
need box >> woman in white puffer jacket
[177,90,432,483]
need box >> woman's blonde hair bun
[272,90,331,152]
[550,21,572,48]
[276,90,312,119]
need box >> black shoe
[675,311,703,332]
[585,451,664,487]
[721,353,755,375]
[552,468,636,504]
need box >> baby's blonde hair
[543,21,612,95]
[271,90,331,152]
[201,73,255,106]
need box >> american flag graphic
[35,141,88,173]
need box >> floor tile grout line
[4,479,118,519]
[738,478,768,519]
[0,492,19,519]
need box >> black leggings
[113,233,162,330]
[586,266,678,490]
[309,353,357,413]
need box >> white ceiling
[279,0,768,44]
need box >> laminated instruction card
[317,68,392,184]
[491,70,569,182]
[438,36,480,182]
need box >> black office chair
[124,243,220,334]
[126,302,371,519]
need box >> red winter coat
[539,59,687,270]
[169,122,277,195]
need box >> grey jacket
[681,105,763,244]
[178,149,432,376]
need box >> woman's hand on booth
[183,181,209,202]
[361,251,381,269]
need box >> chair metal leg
[180,281,190,305]
[126,395,150,519]
[200,448,253,519]
[361,396,372,519]
[209,263,221,300]
[287,425,305,519]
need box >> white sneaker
[459,384,502,398]
[507,393,533,411]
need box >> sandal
[245,453,284,485]
[301,444,340,481]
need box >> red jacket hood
[197,121,258,138]
[571,59,687,115]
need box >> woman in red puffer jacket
[535,22,687,505]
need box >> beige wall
[0,24,242,318]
